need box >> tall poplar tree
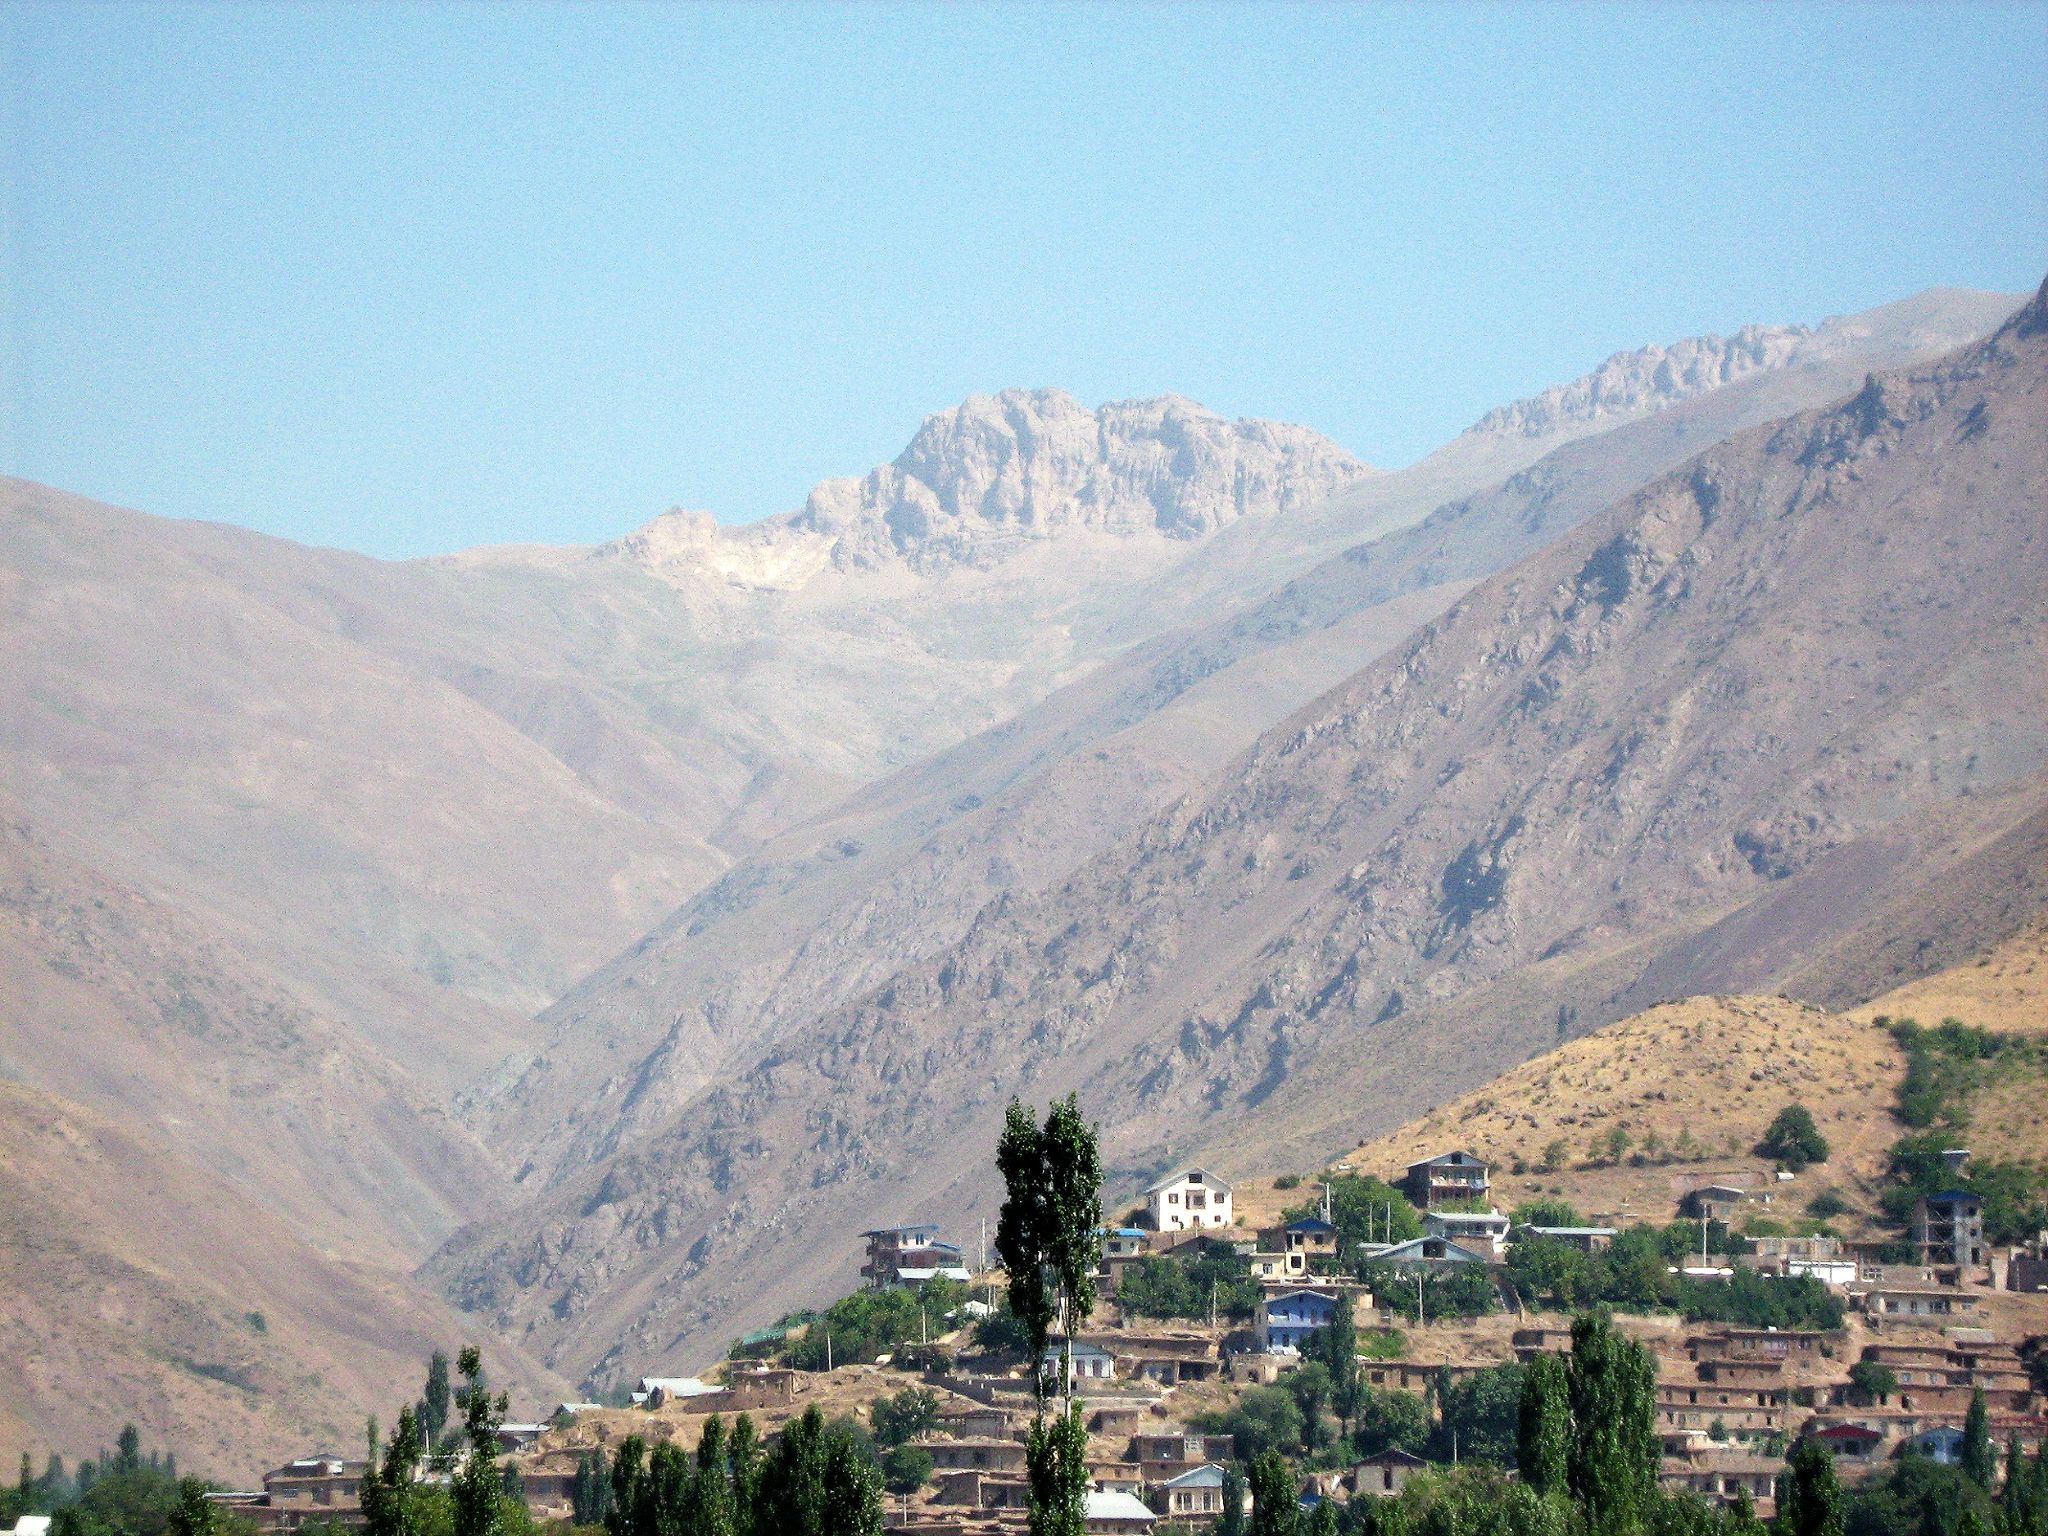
[452,1347,508,1536]
[689,1417,733,1536]
[1517,1351,1570,1497]
[728,1415,762,1536]
[1564,1313,1656,1536]
[996,1094,1102,1536]
[362,1406,429,1536]
[422,1353,453,1451]
[1778,1438,1844,1536]
[1963,1387,1996,1490]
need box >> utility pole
[1209,1278,1217,1329]
[1323,1180,1333,1224]
[826,1330,833,1373]
[1414,1276,1424,1328]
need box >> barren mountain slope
[0,1079,563,1484]
[482,286,2025,1185]
[0,804,496,1256]
[431,282,2048,1385]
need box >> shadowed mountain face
[432,284,2048,1386]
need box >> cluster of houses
[201,1150,2048,1534]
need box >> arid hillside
[1234,914,2048,1235]
[430,283,2048,1387]
[0,1079,563,1485]
[485,287,2025,1183]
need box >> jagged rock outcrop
[1467,323,1814,439]
[603,389,1376,582]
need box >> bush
[1274,1174,1301,1191]
[1848,1360,1898,1400]
[1805,1188,1852,1220]
[1758,1104,1830,1171]
[1510,1198,1582,1228]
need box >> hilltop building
[1145,1168,1233,1232]
[1402,1152,1489,1210]
[861,1224,972,1288]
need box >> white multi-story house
[1145,1167,1233,1232]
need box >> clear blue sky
[4,3,2043,559]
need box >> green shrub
[1758,1104,1830,1171]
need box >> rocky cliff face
[1466,323,1813,440]
[431,283,2048,1387]
[604,389,1377,583]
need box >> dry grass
[1238,920,2048,1236]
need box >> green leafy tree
[1209,1385,1307,1461]
[1304,1301,1362,1439]
[165,1481,217,1536]
[1246,1451,1296,1536]
[1511,1199,1583,1229]
[1217,1466,1247,1536]
[727,1417,761,1536]
[1288,1361,1335,1451]
[688,1416,734,1536]
[571,1449,612,1528]
[1290,1176,1423,1257]
[996,1096,1102,1536]
[819,1429,882,1536]
[996,1096,1103,1395]
[1516,1353,1570,1496]
[1024,1406,1088,1536]
[604,1438,646,1536]
[363,1406,433,1536]
[1433,1364,1524,1466]
[869,1388,940,1449]
[422,1353,453,1451]
[1565,1313,1656,1536]
[1759,1105,1831,1171]
[113,1430,143,1478]
[451,1347,508,1536]
[1351,1387,1428,1459]
[1779,1438,1844,1536]
[1847,1361,1897,1402]
[2000,1435,2031,1536]
[1963,1387,1996,1491]
[877,1445,931,1496]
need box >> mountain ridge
[430,280,2048,1386]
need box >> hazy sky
[4,3,2043,558]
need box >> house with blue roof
[1258,1287,1341,1351]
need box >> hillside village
[23,926,2036,1536]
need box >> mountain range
[0,279,2037,1475]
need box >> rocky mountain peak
[797,386,1376,570]
[604,389,1375,586]
[1466,322,1815,442]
